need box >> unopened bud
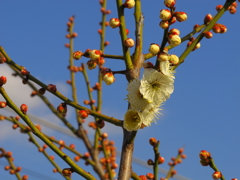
[0,102,7,108]
[160,9,171,21]
[164,0,176,8]
[124,38,135,48]
[73,51,83,60]
[78,110,89,119]
[148,43,160,55]
[174,12,187,22]
[124,0,135,9]
[0,76,7,86]
[203,31,213,39]
[47,84,57,92]
[20,104,28,114]
[109,18,120,28]
[87,60,97,70]
[204,14,213,24]
[168,34,181,47]
[90,50,102,60]
[169,54,179,65]
[212,171,222,179]
[159,20,169,29]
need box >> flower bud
[174,12,188,22]
[87,60,97,70]
[229,6,237,14]
[0,76,7,86]
[169,54,179,65]
[159,20,169,29]
[216,5,223,12]
[146,173,154,179]
[193,24,201,32]
[203,31,213,39]
[149,137,157,146]
[212,25,221,33]
[124,0,135,9]
[199,150,211,159]
[212,171,222,179]
[164,0,176,8]
[47,84,57,92]
[193,42,201,51]
[109,18,120,28]
[102,71,115,85]
[168,34,181,47]
[148,43,160,55]
[160,9,171,21]
[96,119,105,129]
[20,104,28,114]
[147,159,154,165]
[157,52,169,62]
[124,38,135,48]
[96,57,105,66]
[200,158,210,166]
[90,50,102,60]
[62,168,73,177]
[21,69,30,76]
[57,103,67,117]
[22,175,28,180]
[169,28,180,35]
[73,51,83,60]
[38,88,46,95]
[219,24,227,33]
[158,157,165,164]
[78,110,89,119]
[204,14,213,24]
[0,101,7,108]
[139,175,147,180]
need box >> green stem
[6,157,21,180]
[209,158,225,180]
[153,142,160,180]
[116,0,133,70]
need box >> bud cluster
[199,150,211,166]
[98,139,118,179]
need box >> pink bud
[20,104,28,114]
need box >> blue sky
[0,1,240,180]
